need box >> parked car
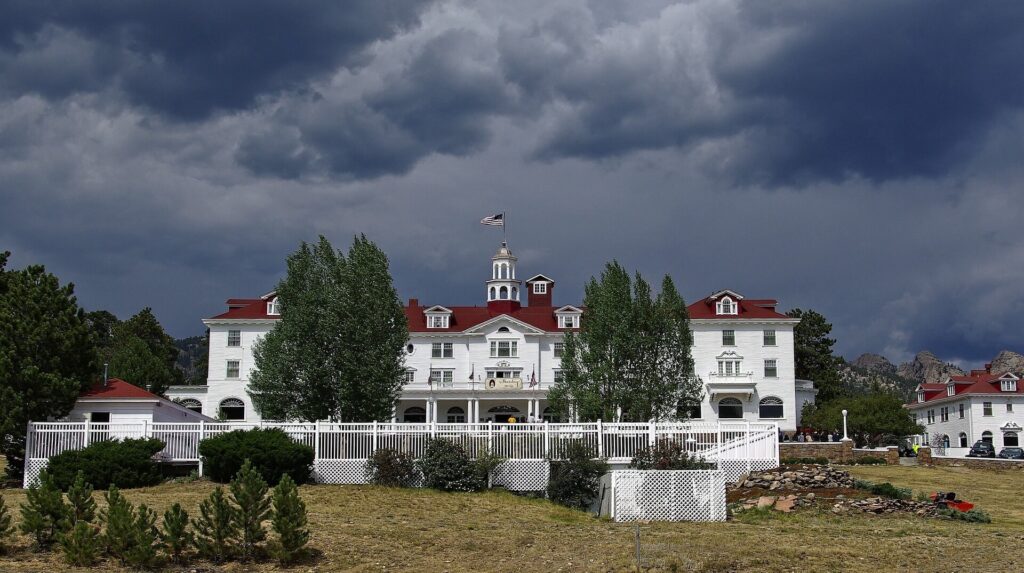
[997,447,1024,459]
[966,441,996,458]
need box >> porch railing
[23,420,778,487]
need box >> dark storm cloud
[0,0,432,119]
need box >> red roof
[910,372,1023,406]
[210,298,273,319]
[405,303,578,333]
[687,295,791,320]
[80,378,160,400]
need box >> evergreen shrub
[417,438,486,492]
[199,428,313,485]
[46,438,164,490]
[547,441,608,511]
[630,439,714,470]
[365,449,417,487]
[270,474,310,565]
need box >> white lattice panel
[23,459,48,488]
[492,459,549,491]
[315,460,370,484]
[611,470,726,522]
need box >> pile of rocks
[836,497,937,517]
[732,464,854,492]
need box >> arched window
[959,432,968,448]
[942,435,950,449]
[499,286,509,300]
[489,287,496,300]
[501,264,508,279]
[219,398,245,421]
[403,407,426,423]
[716,297,737,315]
[267,297,280,315]
[511,286,518,300]
[497,326,510,332]
[447,406,466,423]
[982,431,993,444]
[718,398,743,419]
[488,405,520,422]
[677,399,702,420]
[178,399,202,414]
[758,397,784,419]
[1005,432,1019,447]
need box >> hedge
[46,438,165,490]
[198,428,314,485]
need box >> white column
[527,400,533,420]
[467,398,472,424]
[474,399,480,423]
[432,399,439,423]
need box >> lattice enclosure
[611,470,726,522]
[315,460,370,484]
[491,460,549,491]
[22,459,48,488]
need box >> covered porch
[395,392,557,424]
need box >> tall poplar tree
[248,235,407,422]
[0,253,97,477]
[548,262,701,422]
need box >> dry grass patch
[0,464,1021,572]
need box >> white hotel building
[167,242,812,430]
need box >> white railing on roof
[23,420,778,487]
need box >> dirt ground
[1,463,1022,572]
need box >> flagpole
[503,211,507,242]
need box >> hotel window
[758,397,784,419]
[559,314,578,329]
[718,360,742,376]
[227,330,241,347]
[427,314,450,329]
[266,298,280,315]
[430,370,453,386]
[1008,401,1014,413]
[722,330,735,346]
[940,407,948,422]
[404,370,416,384]
[431,342,453,358]
[533,282,547,294]
[1001,379,1018,392]
[959,432,968,448]
[983,402,993,416]
[763,330,776,346]
[946,385,955,397]
[553,370,564,384]
[553,342,564,358]
[716,297,737,315]
[926,410,934,424]
[958,403,964,418]
[490,340,517,358]
[718,398,743,419]
[226,360,240,379]
[677,399,702,420]
[764,359,778,378]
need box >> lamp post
[841,409,851,442]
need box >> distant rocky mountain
[841,349,1023,399]
[173,335,208,385]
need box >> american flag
[480,213,504,227]
[529,368,537,388]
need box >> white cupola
[486,241,522,310]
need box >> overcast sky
[2,1,1023,366]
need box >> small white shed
[69,378,214,424]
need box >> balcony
[708,371,753,379]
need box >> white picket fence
[23,421,778,489]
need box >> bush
[101,486,136,564]
[230,460,271,562]
[366,449,418,487]
[630,439,714,470]
[124,504,160,569]
[47,438,164,490]
[192,486,238,563]
[199,428,314,485]
[66,471,96,526]
[546,441,608,511]
[937,508,992,523]
[160,503,193,564]
[60,522,102,566]
[781,457,830,465]
[417,439,486,492]
[853,479,911,500]
[19,471,69,550]
[850,456,887,465]
[270,474,310,565]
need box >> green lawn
[1,464,1022,572]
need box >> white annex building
[166,242,812,431]
[907,365,1023,456]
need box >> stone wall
[780,440,853,463]
[852,446,899,465]
[930,456,1024,471]
[917,446,931,465]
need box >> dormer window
[947,384,955,397]
[428,315,449,329]
[1002,379,1018,392]
[917,391,925,403]
[559,315,576,328]
[533,282,547,294]
[716,297,737,315]
[555,306,582,330]
[267,297,280,315]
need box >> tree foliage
[787,308,844,403]
[0,493,14,554]
[249,235,408,422]
[548,263,700,421]
[66,470,97,526]
[160,503,193,564]
[801,392,923,447]
[19,471,69,550]
[0,255,97,477]
[270,474,310,565]
[230,460,272,562]
[104,308,182,396]
[192,486,238,563]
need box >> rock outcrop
[897,351,965,384]
[990,350,1024,376]
[852,353,897,375]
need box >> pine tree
[787,308,844,403]
[100,485,135,564]
[230,460,271,562]
[270,474,310,565]
[66,470,96,525]
[192,486,237,563]
[0,493,15,554]
[59,521,102,566]
[0,257,97,478]
[160,503,193,563]
[19,471,69,550]
[124,504,160,569]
